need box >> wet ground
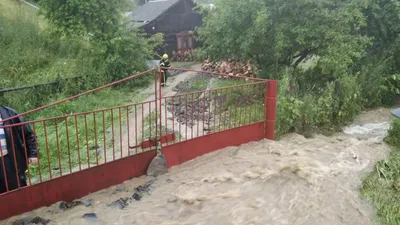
[2,108,392,225]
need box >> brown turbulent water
[2,108,391,225]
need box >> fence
[0,67,277,220]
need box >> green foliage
[0,15,51,87]
[275,71,361,137]
[361,119,400,225]
[198,0,371,80]
[38,0,126,41]
[196,0,400,142]
[356,0,400,106]
[89,31,163,82]
[385,119,400,146]
[197,0,376,139]
[0,0,162,183]
[38,0,164,82]
[26,88,151,182]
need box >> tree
[197,0,371,81]
[38,0,129,41]
[38,0,164,82]
[356,0,400,105]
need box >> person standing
[0,106,38,194]
[159,54,171,87]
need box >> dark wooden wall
[142,0,203,56]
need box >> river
[3,108,392,225]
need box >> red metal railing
[159,81,267,145]
[0,67,273,196]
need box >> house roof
[130,0,182,26]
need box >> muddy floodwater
[2,109,391,225]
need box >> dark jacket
[0,106,37,175]
[159,58,171,71]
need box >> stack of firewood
[201,58,256,77]
[171,50,195,62]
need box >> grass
[0,4,82,88]
[212,78,247,88]
[191,77,209,90]
[211,85,265,132]
[139,111,183,148]
[360,118,400,225]
[0,0,47,29]
[171,62,195,68]
[210,77,264,129]
[27,87,151,183]
[1,0,159,184]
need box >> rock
[81,199,93,207]
[166,179,173,184]
[107,198,130,209]
[135,181,153,193]
[59,200,92,211]
[12,217,50,225]
[116,185,126,192]
[83,213,97,220]
[132,192,142,201]
[146,154,168,177]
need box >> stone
[58,200,92,211]
[83,213,97,220]
[146,154,168,177]
[107,198,130,209]
[12,217,50,225]
[132,192,142,201]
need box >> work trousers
[0,155,26,194]
[161,70,168,84]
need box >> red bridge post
[265,80,278,140]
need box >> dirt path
[3,108,392,225]
[110,64,203,160]
[62,64,205,174]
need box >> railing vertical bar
[65,118,72,173]
[42,121,52,179]
[111,110,115,161]
[102,111,107,164]
[32,123,42,182]
[74,116,81,171]
[119,108,123,159]
[93,112,99,166]
[191,93,194,139]
[55,120,62,176]
[9,128,21,187]
[185,94,188,140]
[84,115,90,168]
[126,107,130,156]
[179,96,182,142]
[135,105,138,154]
[149,102,152,143]
[21,126,32,185]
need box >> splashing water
[343,122,390,141]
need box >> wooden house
[129,0,203,56]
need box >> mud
[2,108,392,225]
